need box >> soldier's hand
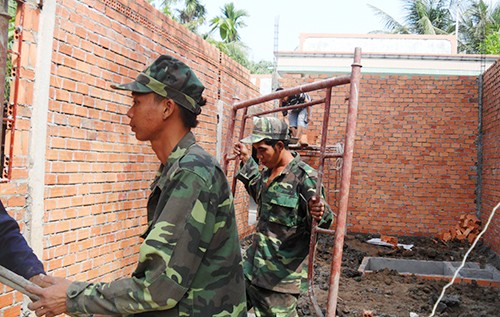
[26,275,72,317]
[29,274,53,288]
[309,196,325,222]
[233,142,250,163]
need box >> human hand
[308,196,325,222]
[29,274,53,288]
[233,142,250,163]
[26,275,73,317]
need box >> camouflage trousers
[245,278,299,317]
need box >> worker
[276,87,312,147]
[27,55,247,317]
[233,116,333,317]
[0,200,46,285]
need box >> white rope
[428,201,500,317]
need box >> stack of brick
[437,214,481,244]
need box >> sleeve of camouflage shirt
[66,168,215,315]
[236,157,333,229]
[298,166,334,229]
[235,157,262,203]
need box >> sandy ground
[296,233,500,317]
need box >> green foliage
[208,2,248,43]
[247,60,273,74]
[480,32,500,54]
[370,0,500,54]
[153,0,271,72]
[4,1,16,103]
[176,0,206,33]
[152,0,179,17]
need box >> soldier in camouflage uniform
[233,117,333,317]
[27,55,247,317]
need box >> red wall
[0,0,498,314]
[0,0,259,313]
[481,59,500,254]
[280,72,481,237]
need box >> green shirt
[237,153,333,294]
[67,132,246,316]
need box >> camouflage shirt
[237,153,333,294]
[67,132,247,317]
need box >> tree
[152,1,270,73]
[175,0,206,33]
[247,60,274,74]
[459,0,500,53]
[208,2,248,43]
[150,0,206,34]
[369,0,455,35]
[369,0,500,54]
[152,0,179,17]
[481,32,500,54]
[406,0,455,34]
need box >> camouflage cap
[111,55,205,114]
[241,117,289,144]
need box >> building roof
[276,33,500,76]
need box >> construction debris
[362,310,373,317]
[380,235,398,247]
[366,237,414,250]
[437,214,481,244]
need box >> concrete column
[27,0,56,261]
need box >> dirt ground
[296,233,500,317]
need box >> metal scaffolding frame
[223,48,362,316]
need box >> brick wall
[280,72,480,237]
[0,0,498,314]
[0,0,258,313]
[481,59,500,254]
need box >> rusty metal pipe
[315,87,332,198]
[219,50,362,317]
[307,85,334,317]
[0,0,10,149]
[230,107,249,195]
[243,99,325,120]
[6,0,24,180]
[325,47,362,317]
[222,107,237,175]
[233,76,350,110]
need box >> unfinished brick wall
[0,0,259,313]
[280,72,480,238]
[481,59,500,254]
[0,0,498,314]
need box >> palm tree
[150,0,206,34]
[175,0,206,33]
[369,0,499,54]
[405,0,455,34]
[208,2,249,43]
[369,0,455,35]
[152,0,179,17]
[459,0,500,53]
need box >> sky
[199,0,499,62]
[201,0,406,62]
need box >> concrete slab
[358,257,500,287]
